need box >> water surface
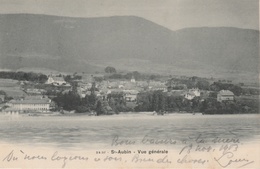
[0,113,259,150]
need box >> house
[3,96,52,113]
[46,76,67,86]
[124,90,139,102]
[184,88,201,100]
[185,92,196,100]
[130,76,136,83]
[26,88,42,95]
[107,81,119,89]
[217,90,234,102]
[188,88,200,97]
[148,81,168,92]
[78,82,92,91]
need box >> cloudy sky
[0,0,258,30]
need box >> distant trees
[200,99,245,114]
[242,88,260,95]
[0,90,6,96]
[0,71,47,83]
[53,89,97,113]
[93,76,104,82]
[135,91,193,112]
[52,88,258,114]
[105,71,162,81]
[134,90,259,114]
[53,81,117,114]
[166,77,210,90]
[196,80,210,90]
[53,91,81,111]
[107,92,130,113]
[209,82,243,96]
[105,66,117,74]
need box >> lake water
[0,113,259,150]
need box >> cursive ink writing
[141,135,177,145]
[219,144,238,155]
[214,152,254,168]
[20,150,47,160]
[111,135,136,146]
[177,154,207,165]
[2,150,18,162]
[103,156,122,162]
[212,137,240,144]
[179,143,192,155]
[51,151,88,168]
[131,154,154,163]
[156,155,172,164]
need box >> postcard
[0,0,259,168]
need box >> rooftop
[49,76,65,82]
[218,90,234,96]
[9,98,51,104]
[167,90,185,97]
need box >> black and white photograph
[0,0,259,168]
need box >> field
[0,79,26,98]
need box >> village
[0,68,259,115]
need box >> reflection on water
[0,114,259,150]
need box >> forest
[0,71,48,83]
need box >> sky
[0,0,258,31]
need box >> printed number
[96,151,106,154]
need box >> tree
[196,80,210,90]
[105,66,117,74]
[96,100,103,116]
[86,82,97,109]
[0,90,6,96]
[53,91,81,111]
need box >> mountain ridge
[1,13,259,32]
[0,14,259,80]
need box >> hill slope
[0,14,259,79]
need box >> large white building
[217,90,234,102]
[4,97,52,113]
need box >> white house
[46,76,67,86]
[184,88,201,100]
[189,88,201,97]
[217,90,234,102]
[185,92,196,100]
[130,76,136,83]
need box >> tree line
[0,71,47,83]
[52,88,258,114]
[104,71,163,81]
[135,90,259,114]
[52,82,130,115]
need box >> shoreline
[1,111,259,118]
